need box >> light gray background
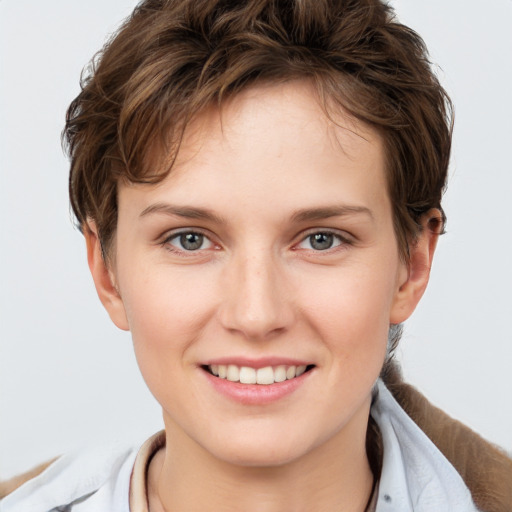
[1,0,511,479]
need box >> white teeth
[296,365,307,377]
[274,365,287,383]
[226,365,240,382]
[208,363,310,384]
[239,366,257,384]
[256,366,274,385]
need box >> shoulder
[0,442,138,512]
[375,372,512,512]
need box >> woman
[2,0,511,510]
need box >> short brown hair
[64,0,453,261]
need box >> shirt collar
[371,380,479,512]
[129,430,165,512]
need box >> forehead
[119,80,389,224]
[177,81,380,172]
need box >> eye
[166,231,214,251]
[296,232,344,251]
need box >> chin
[215,443,306,468]
[200,426,321,468]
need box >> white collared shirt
[1,380,481,512]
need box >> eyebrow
[140,203,373,224]
[291,205,374,223]
[139,203,226,224]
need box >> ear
[84,221,130,331]
[390,209,443,324]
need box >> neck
[148,413,374,512]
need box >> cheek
[120,276,209,413]
[122,262,216,328]
[118,265,220,372]
[295,260,397,355]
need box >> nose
[219,251,295,341]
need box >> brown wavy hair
[64,0,453,264]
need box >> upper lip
[201,357,313,369]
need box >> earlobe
[84,221,130,331]
[390,209,443,324]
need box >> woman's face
[107,81,410,466]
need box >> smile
[206,364,312,385]
[202,361,315,404]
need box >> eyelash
[160,229,351,255]
[161,229,217,255]
[293,230,351,253]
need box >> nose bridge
[220,246,292,339]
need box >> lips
[207,364,309,385]
[202,360,315,405]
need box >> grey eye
[308,233,334,250]
[165,231,215,253]
[179,232,205,250]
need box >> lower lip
[203,368,313,405]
